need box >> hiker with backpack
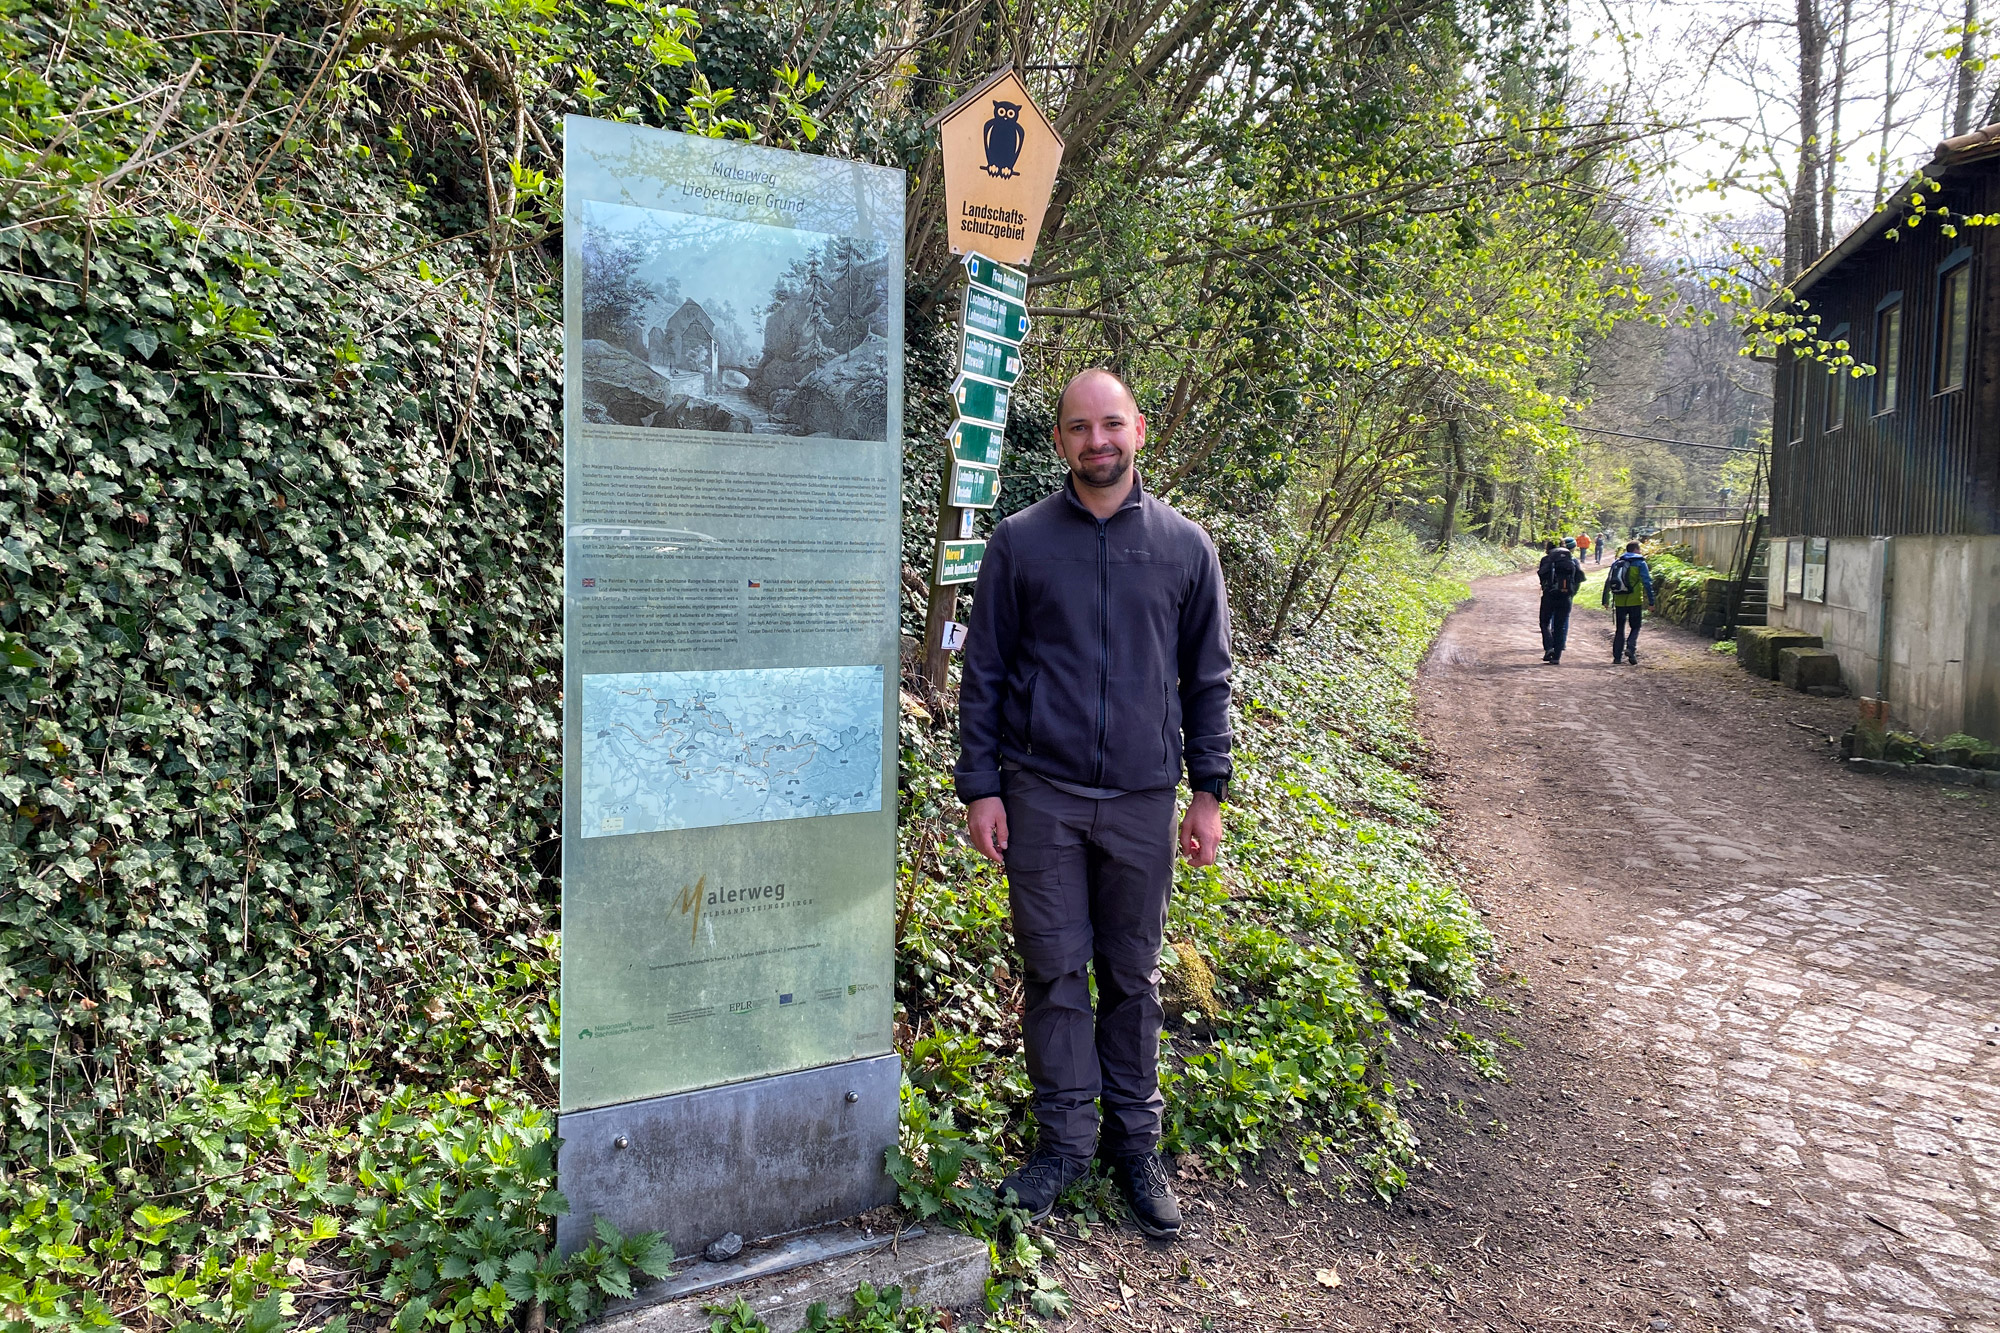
[1536,540,1586,664]
[1602,541,1657,665]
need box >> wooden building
[1765,125,2000,743]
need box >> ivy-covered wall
[1,214,566,1154]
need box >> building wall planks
[1771,168,2000,538]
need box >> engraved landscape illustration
[577,199,891,441]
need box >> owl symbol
[983,100,1025,179]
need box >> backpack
[1607,556,1633,595]
[1540,550,1577,595]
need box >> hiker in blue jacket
[1602,541,1657,665]
[1536,540,1586,664]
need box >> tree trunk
[1877,0,1898,207]
[1824,0,1853,252]
[1956,0,1979,135]
[1787,0,1826,279]
[1485,480,1510,542]
[1434,418,1467,550]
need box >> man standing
[956,367,1232,1241]
[1602,541,1657,664]
[1536,540,1585,664]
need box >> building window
[1874,297,1903,415]
[1788,361,1806,443]
[1824,323,1848,431]
[1937,256,1972,394]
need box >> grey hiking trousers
[1001,769,1177,1162]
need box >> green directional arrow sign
[936,539,987,585]
[963,287,1030,344]
[964,252,1029,303]
[958,330,1024,386]
[949,419,1004,467]
[949,459,1001,509]
[953,375,1011,427]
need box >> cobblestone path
[1419,569,2000,1332]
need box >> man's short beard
[1070,453,1132,488]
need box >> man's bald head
[1055,367,1138,426]
[1051,367,1146,502]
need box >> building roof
[1789,122,2000,298]
[662,299,715,336]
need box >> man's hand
[966,796,1009,864]
[1179,791,1223,867]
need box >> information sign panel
[562,117,904,1114]
[949,459,1002,509]
[963,252,1029,302]
[949,419,1004,467]
[958,330,1023,386]
[936,539,987,585]
[953,375,1010,427]
[963,286,1030,343]
[1803,536,1828,603]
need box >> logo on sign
[675,875,706,942]
[983,101,1025,178]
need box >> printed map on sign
[581,666,884,837]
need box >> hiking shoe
[998,1149,1088,1222]
[1113,1151,1183,1240]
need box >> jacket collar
[1060,468,1148,521]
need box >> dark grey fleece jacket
[953,472,1233,802]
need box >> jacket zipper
[1094,520,1109,786]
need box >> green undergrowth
[1638,549,1726,627]
[890,531,1522,1263]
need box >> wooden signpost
[921,69,1065,691]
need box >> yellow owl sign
[931,68,1065,267]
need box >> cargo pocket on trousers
[1002,841,1088,979]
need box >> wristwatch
[1192,776,1230,804]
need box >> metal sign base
[603,1225,917,1316]
[557,1054,901,1258]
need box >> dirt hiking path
[1037,570,2000,1333]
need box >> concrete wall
[1657,520,1753,573]
[1771,534,2000,742]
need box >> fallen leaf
[1315,1267,1340,1289]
